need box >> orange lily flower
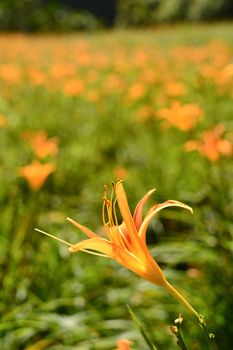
[63,78,84,96]
[22,130,58,159]
[19,160,55,191]
[185,124,233,161]
[67,181,192,286]
[0,113,8,127]
[115,339,133,350]
[37,181,199,319]
[157,101,203,131]
[164,81,186,97]
[114,166,128,180]
[31,132,58,159]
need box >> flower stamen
[35,228,72,247]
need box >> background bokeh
[0,0,233,31]
[0,3,233,350]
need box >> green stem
[170,325,188,350]
[164,281,199,321]
[127,305,158,350]
[163,280,215,348]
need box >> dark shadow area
[59,0,117,26]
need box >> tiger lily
[37,181,200,320]
[68,181,190,286]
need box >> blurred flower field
[0,23,233,349]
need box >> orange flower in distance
[0,64,21,84]
[185,124,233,162]
[218,63,233,85]
[200,63,233,87]
[38,181,200,321]
[157,101,203,131]
[104,74,124,92]
[50,63,75,80]
[164,81,186,97]
[136,105,153,122]
[27,67,46,86]
[0,113,8,127]
[115,339,133,350]
[85,89,100,103]
[63,79,84,97]
[19,160,55,191]
[128,83,146,101]
[24,131,58,159]
[114,167,128,180]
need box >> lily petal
[69,237,112,256]
[139,200,193,241]
[67,217,98,238]
[69,236,143,272]
[133,188,155,230]
[116,181,148,257]
[115,181,138,235]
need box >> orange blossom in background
[19,160,56,191]
[185,124,233,161]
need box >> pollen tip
[67,217,78,226]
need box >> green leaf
[127,305,159,350]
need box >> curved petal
[69,237,112,256]
[69,236,143,270]
[116,181,148,258]
[69,235,165,285]
[67,217,98,238]
[133,188,155,230]
[115,181,137,235]
[139,200,193,241]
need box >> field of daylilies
[0,23,233,350]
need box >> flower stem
[164,281,199,320]
[163,280,215,348]
[170,314,188,350]
[170,326,188,350]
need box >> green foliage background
[0,0,102,31]
[0,0,232,31]
[116,0,231,26]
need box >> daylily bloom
[157,101,203,131]
[115,339,133,350]
[185,124,233,161]
[19,160,56,191]
[22,130,58,159]
[37,181,199,319]
[0,113,8,127]
[67,181,192,286]
[114,166,128,180]
[164,81,186,97]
